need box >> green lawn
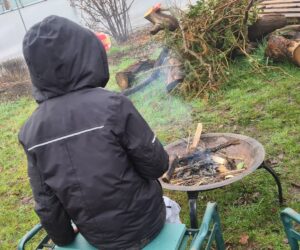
[0,46,299,249]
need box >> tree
[74,0,134,43]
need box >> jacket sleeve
[22,146,76,246]
[114,95,169,179]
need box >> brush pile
[162,0,258,97]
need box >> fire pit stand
[161,133,284,229]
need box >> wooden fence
[258,0,300,18]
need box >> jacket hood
[23,15,109,103]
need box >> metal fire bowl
[160,133,265,192]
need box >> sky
[0,0,198,61]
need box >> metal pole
[259,162,284,205]
[187,191,199,229]
[14,0,27,32]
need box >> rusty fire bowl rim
[160,133,265,192]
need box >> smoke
[128,50,193,144]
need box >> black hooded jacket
[19,16,169,249]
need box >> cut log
[122,48,170,96]
[166,55,185,93]
[248,14,287,41]
[144,5,179,35]
[115,72,130,90]
[265,35,300,66]
[116,59,155,90]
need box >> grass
[0,44,299,249]
[0,98,37,249]
[106,57,135,92]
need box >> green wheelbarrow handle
[18,224,43,250]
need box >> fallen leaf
[21,196,33,205]
[252,192,260,199]
[239,234,249,245]
[270,159,279,165]
[283,238,289,244]
[278,153,284,160]
[225,175,234,179]
[237,162,245,170]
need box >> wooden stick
[185,131,191,154]
[171,180,187,185]
[217,164,229,174]
[217,152,244,161]
[189,123,203,152]
[211,155,227,165]
[208,139,240,153]
[162,155,179,183]
[219,169,245,178]
[174,166,190,174]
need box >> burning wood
[162,139,246,186]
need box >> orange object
[153,3,161,11]
[95,32,111,51]
[144,3,162,17]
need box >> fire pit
[161,133,283,228]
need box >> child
[19,15,169,250]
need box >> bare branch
[73,0,135,43]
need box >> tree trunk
[116,59,155,90]
[248,14,287,41]
[144,7,179,35]
[265,35,300,66]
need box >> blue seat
[53,223,186,250]
[18,202,225,250]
